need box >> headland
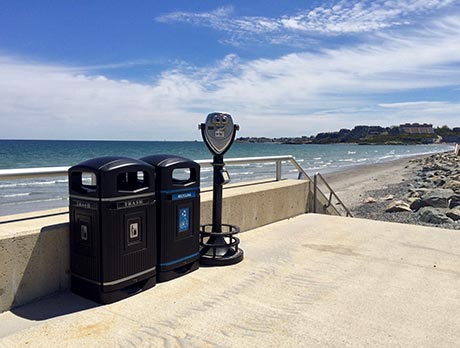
[237,123,460,145]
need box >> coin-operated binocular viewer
[199,112,244,265]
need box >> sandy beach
[321,152,460,230]
[322,156,421,208]
[323,155,429,209]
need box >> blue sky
[1,0,459,140]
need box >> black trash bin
[68,156,157,304]
[140,154,200,282]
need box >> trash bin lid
[71,156,149,172]
[69,156,155,198]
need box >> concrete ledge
[201,179,310,231]
[0,213,69,313]
[0,179,309,312]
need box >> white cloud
[376,101,460,127]
[0,57,202,140]
[156,0,457,46]
[379,101,455,109]
[284,0,456,33]
[1,15,460,139]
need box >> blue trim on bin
[159,186,200,194]
[172,191,197,201]
[160,252,200,267]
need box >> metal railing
[313,172,353,217]
[0,155,352,217]
[0,155,307,182]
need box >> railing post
[313,173,317,213]
[275,160,282,181]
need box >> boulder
[381,194,394,201]
[421,166,433,172]
[444,180,460,193]
[422,163,450,172]
[448,196,460,209]
[420,188,455,208]
[432,178,446,187]
[418,207,453,224]
[414,188,429,196]
[364,197,377,204]
[409,198,424,212]
[385,200,412,213]
[406,190,420,199]
[446,208,460,221]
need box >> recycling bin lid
[140,154,200,190]
[140,154,199,168]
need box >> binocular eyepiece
[212,114,228,125]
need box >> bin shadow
[11,290,99,320]
[8,222,99,320]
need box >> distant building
[368,126,385,135]
[399,123,434,134]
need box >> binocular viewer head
[200,112,239,156]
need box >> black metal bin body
[140,154,200,282]
[68,156,156,304]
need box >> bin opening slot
[70,172,97,194]
[117,171,150,193]
[172,168,195,185]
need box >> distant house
[399,123,434,134]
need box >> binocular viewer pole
[199,112,244,266]
[212,154,224,233]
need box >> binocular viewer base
[199,224,244,266]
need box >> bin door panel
[160,195,200,267]
[70,207,101,282]
[101,201,156,288]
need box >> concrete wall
[201,179,310,231]
[0,179,309,313]
[0,217,69,313]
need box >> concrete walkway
[1,214,460,347]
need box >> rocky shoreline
[353,152,460,230]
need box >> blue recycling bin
[140,154,200,282]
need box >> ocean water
[0,140,454,216]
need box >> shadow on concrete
[11,290,99,320]
[8,222,99,320]
[0,211,69,225]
